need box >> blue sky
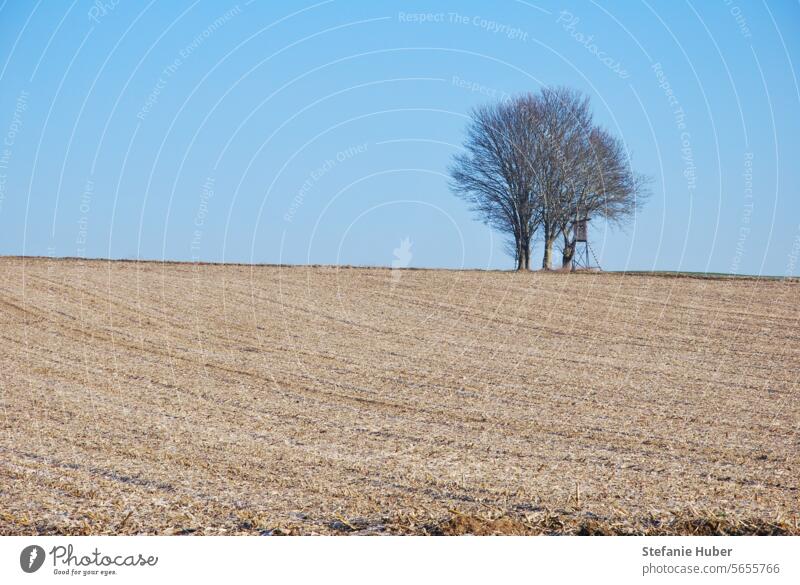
[0,0,798,274]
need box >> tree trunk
[542,238,554,270]
[541,220,554,270]
[562,246,574,270]
[562,232,575,271]
[516,231,531,271]
[523,240,530,270]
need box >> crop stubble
[0,257,797,534]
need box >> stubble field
[0,257,798,535]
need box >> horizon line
[0,255,795,282]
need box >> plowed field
[1,257,797,534]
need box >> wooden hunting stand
[571,217,600,271]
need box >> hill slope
[1,258,798,534]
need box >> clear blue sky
[0,0,798,274]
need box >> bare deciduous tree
[558,128,649,270]
[530,87,594,269]
[450,87,648,271]
[449,98,540,270]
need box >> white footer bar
[1,536,797,584]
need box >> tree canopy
[449,87,649,270]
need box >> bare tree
[558,128,649,270]
[449,97,541,270]
[528,87,594,269]
[451,87,648,271]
